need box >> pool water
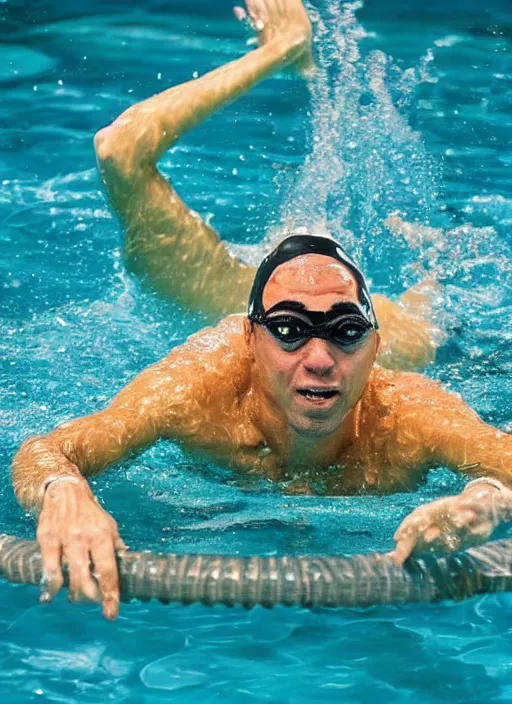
[1,0,512,701]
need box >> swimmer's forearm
[12,436,90,514]
[12,414,144,513]
[95,31,307,167]
[13,412,157,514]
[93,32,307,316]
[427,407,512,487]
[443,425,512,487]
[12,358,189,513]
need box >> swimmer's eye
[345,326,361,338]
[275,323,306,341]
[265,318,308,343]
[332,321,370,345]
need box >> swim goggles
[249,301,374,351]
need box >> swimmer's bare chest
[169,318,434,496]
[175,414,431,497]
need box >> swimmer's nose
[302,338,337,376]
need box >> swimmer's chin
[287,409,345,438]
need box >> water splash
[260,0,512,379]
[275,0,440,267]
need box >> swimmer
[11,0,512,620]
[12,232,512,619]
[93,0,441,373]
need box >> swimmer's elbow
[94,123,139,179]
[94,127,114,163]
[94,125,133,177]
[94,111,163,180]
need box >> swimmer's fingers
[115,536,129,553]
[391,503,440,564]
[37,480,125,618]
[235,0,314,75]
[391,498,489,566]
[64,538,100,604]
[233,5,252,33]
[233,2,266,43]
[105,511,129,553]
[391,523,444,565]
[389,529,419,566]
[90,541,121,620]
[233,6,247,22]
[37,531,64,603]
[245,0,270,27]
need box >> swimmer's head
[248,235,380,438]
[248,235,378,329]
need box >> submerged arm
[12,358,180,513]
[372,283,442,372]
[414,381,512,485]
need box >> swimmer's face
[252,254,379,438]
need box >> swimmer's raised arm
[94,0,313,317]
[389,374,512,564]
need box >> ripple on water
[0,46,57,83]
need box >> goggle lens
[264,315,370,348]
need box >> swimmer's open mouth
[296,388,340,401]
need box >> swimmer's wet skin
[11,0,512,620]
[11,232,512,619]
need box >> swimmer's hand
[389,480,512,565]
[234,0,314,77]
[37,480,127,620]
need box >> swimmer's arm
[390,375,512,563]
[11,324,243,617]
[12,314,246,512]
[94,28,310,317]
[11,357,189,513]
[10,358,186,618]
[392,374,512,484]
[432,408,512,488]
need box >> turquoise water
[1,0,512,701]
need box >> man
[12,0,512,621]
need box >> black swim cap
[247,235,378,329]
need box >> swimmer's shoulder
[366,365,457,412]
[162,314,251,381]
[365,365,445,407]
[182,314,249,355]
